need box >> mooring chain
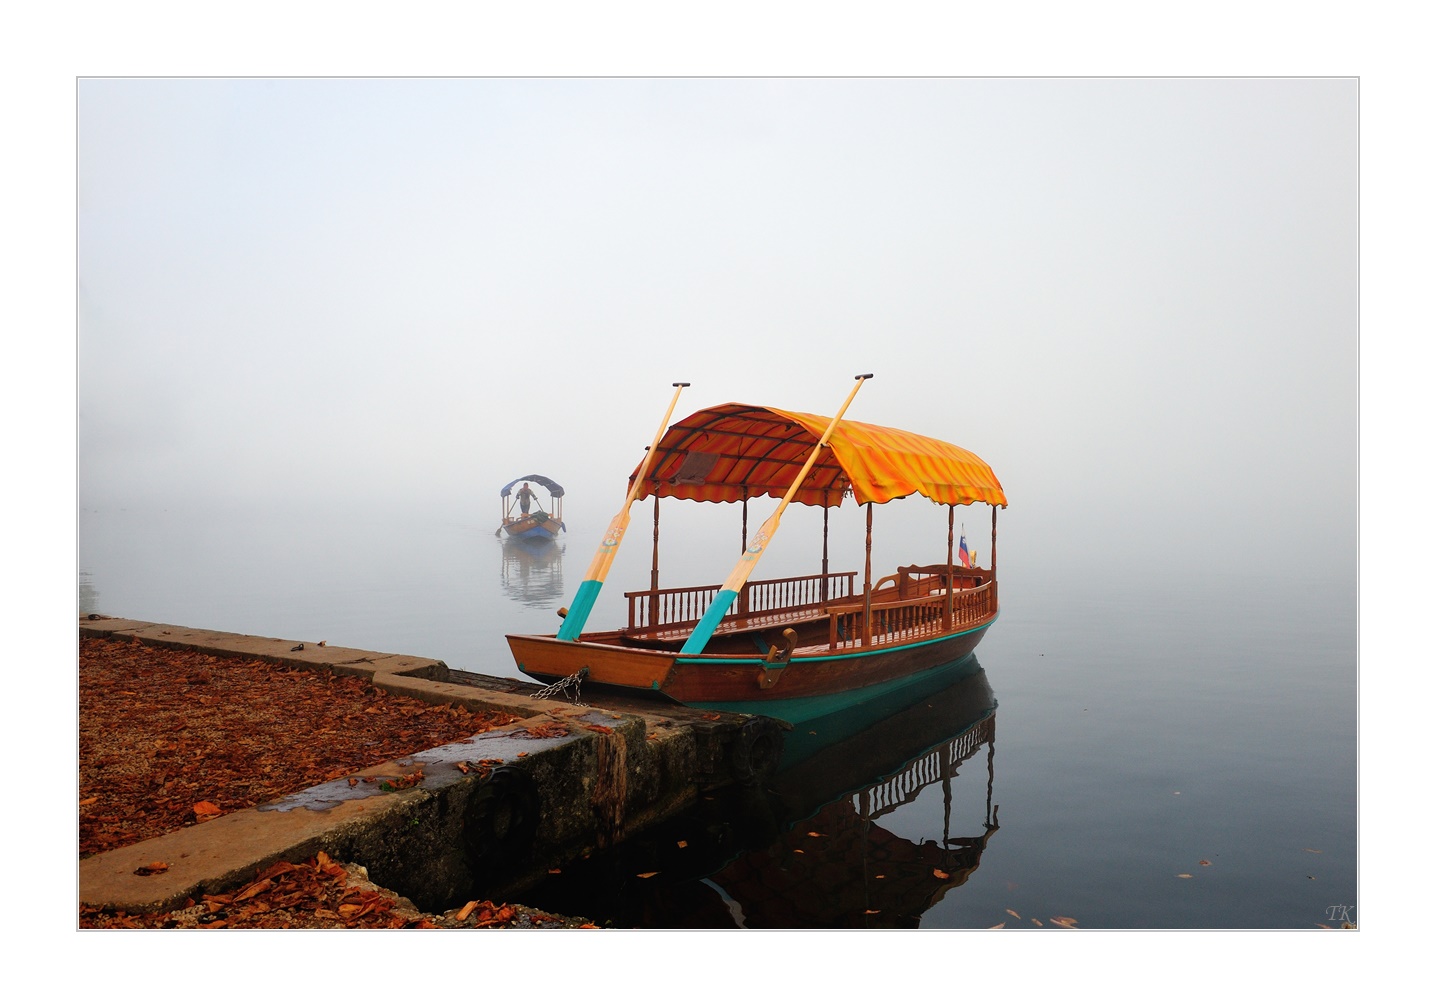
[530,667,589,706]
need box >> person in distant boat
[516,482,538,515]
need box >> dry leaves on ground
[79,635,519,857]
[79,850,595,929]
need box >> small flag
[959,533,971,567]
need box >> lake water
[76,500,1359,930]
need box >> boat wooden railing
[827,581,997,650]
[873,564,991,600]
[625,571,857,636]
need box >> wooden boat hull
[501,514,564,540]
[507,613,996,722]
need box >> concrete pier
[78,617,786,915]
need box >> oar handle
[623,382,691,509]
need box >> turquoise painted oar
[679,373,873,656]
[556,382,690,640]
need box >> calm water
[77,502,1359,930]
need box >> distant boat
[506,376,1008,721]
[496,475,566,541]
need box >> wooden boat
[506,376,1007,721]
[496,474,566,541]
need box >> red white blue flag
[959,533,971,567]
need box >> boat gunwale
[506,610,1000,666]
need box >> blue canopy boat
[497,474,566,541]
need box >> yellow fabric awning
[629,403,1006,508]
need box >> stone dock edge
[78,616,788,918]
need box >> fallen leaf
[1198,859,1211,866]
[1177,873,1193,879]
[233,878,273,902]
[864,909,881,915]
[1031,918,1044,927]
[134,861,169,876]
[988,923,1006,929]
[1006,908,1021,918]
[456,900,480,922]
[932,869,950,880]
[676,840,688,848]
[193,800,221,816]
[807,831,824,837]
[636,871,659,879]
[80,796,99,807]
[1051,916,1078,928]
[1303,848,1323,853]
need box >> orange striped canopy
[628,403,1006,508]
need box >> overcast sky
[76,77,1357,578]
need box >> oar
[679,373,873,656]
[556,382,691,640]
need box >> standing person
[516,482,537,515]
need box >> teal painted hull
[668,615,995,721]
[678,651,986,722]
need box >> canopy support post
[862,502,873,646]
[946,504,955,630]
[650,495,660,592]
[741,494,748,554]
[990,505,998,577]
[821,505,831,603]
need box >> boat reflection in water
[515,657,999,928]
[498,536,566,609]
